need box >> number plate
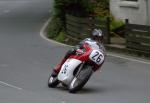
[89,50,104,65]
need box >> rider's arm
[66,38,88,58]
[73,41,83,50]
[74,38,89,50]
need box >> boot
[51,58,67,77]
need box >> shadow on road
[52,85,107,94]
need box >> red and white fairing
[58,42,105,85]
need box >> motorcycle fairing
[58,58,82,85]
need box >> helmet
[92,29,103,37]
[91,29,103,42]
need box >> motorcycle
[48,43,105,93]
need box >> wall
[110,0,149,25]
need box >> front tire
[48,75,59,88]
[69,65,93,93]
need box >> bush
[47,17,62,39]
[109,15,125,37]
[110,19,124,31]
[65,0,94,17]
[53,0,66,26]
[47,0,110,40]
[47,0,96,39]
[55,31,66,43]
[54,0,95,17]
[92,0,109,18]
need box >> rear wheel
[48,75,59,88]
[69,65,93,93]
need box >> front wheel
[69,65,93,93]
[48,75,59,88]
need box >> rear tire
[48,75,59,88]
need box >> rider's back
[79,38,106,55]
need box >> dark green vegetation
[47,0,125,43]
[47,0,111,44]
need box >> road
[0,0,150,103]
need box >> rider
[51,29,106,77]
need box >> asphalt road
[0,0,150,103]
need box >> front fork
[74,62,94,80]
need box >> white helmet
[92,29,103,37]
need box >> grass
[54,31,66,43]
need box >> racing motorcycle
[48,43,105,93]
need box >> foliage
[47,0,95,39]
[55,31,66,43]
[96,0,109,9]
[92,0,109,18]
[110,15,125,31]
[53,0,66,29]
[47,0,110,40]
[53,0,95,17]
[47,17,62,38]
[64,0,94,17]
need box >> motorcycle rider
[51,28,106,77]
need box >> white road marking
[0,81,23,90]
[40,18,150,65]
[107,53,150,65]
[40,18,73,47]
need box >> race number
[89,50,104,65]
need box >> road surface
[0,0,150,103]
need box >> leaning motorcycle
[48,43,105,93]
